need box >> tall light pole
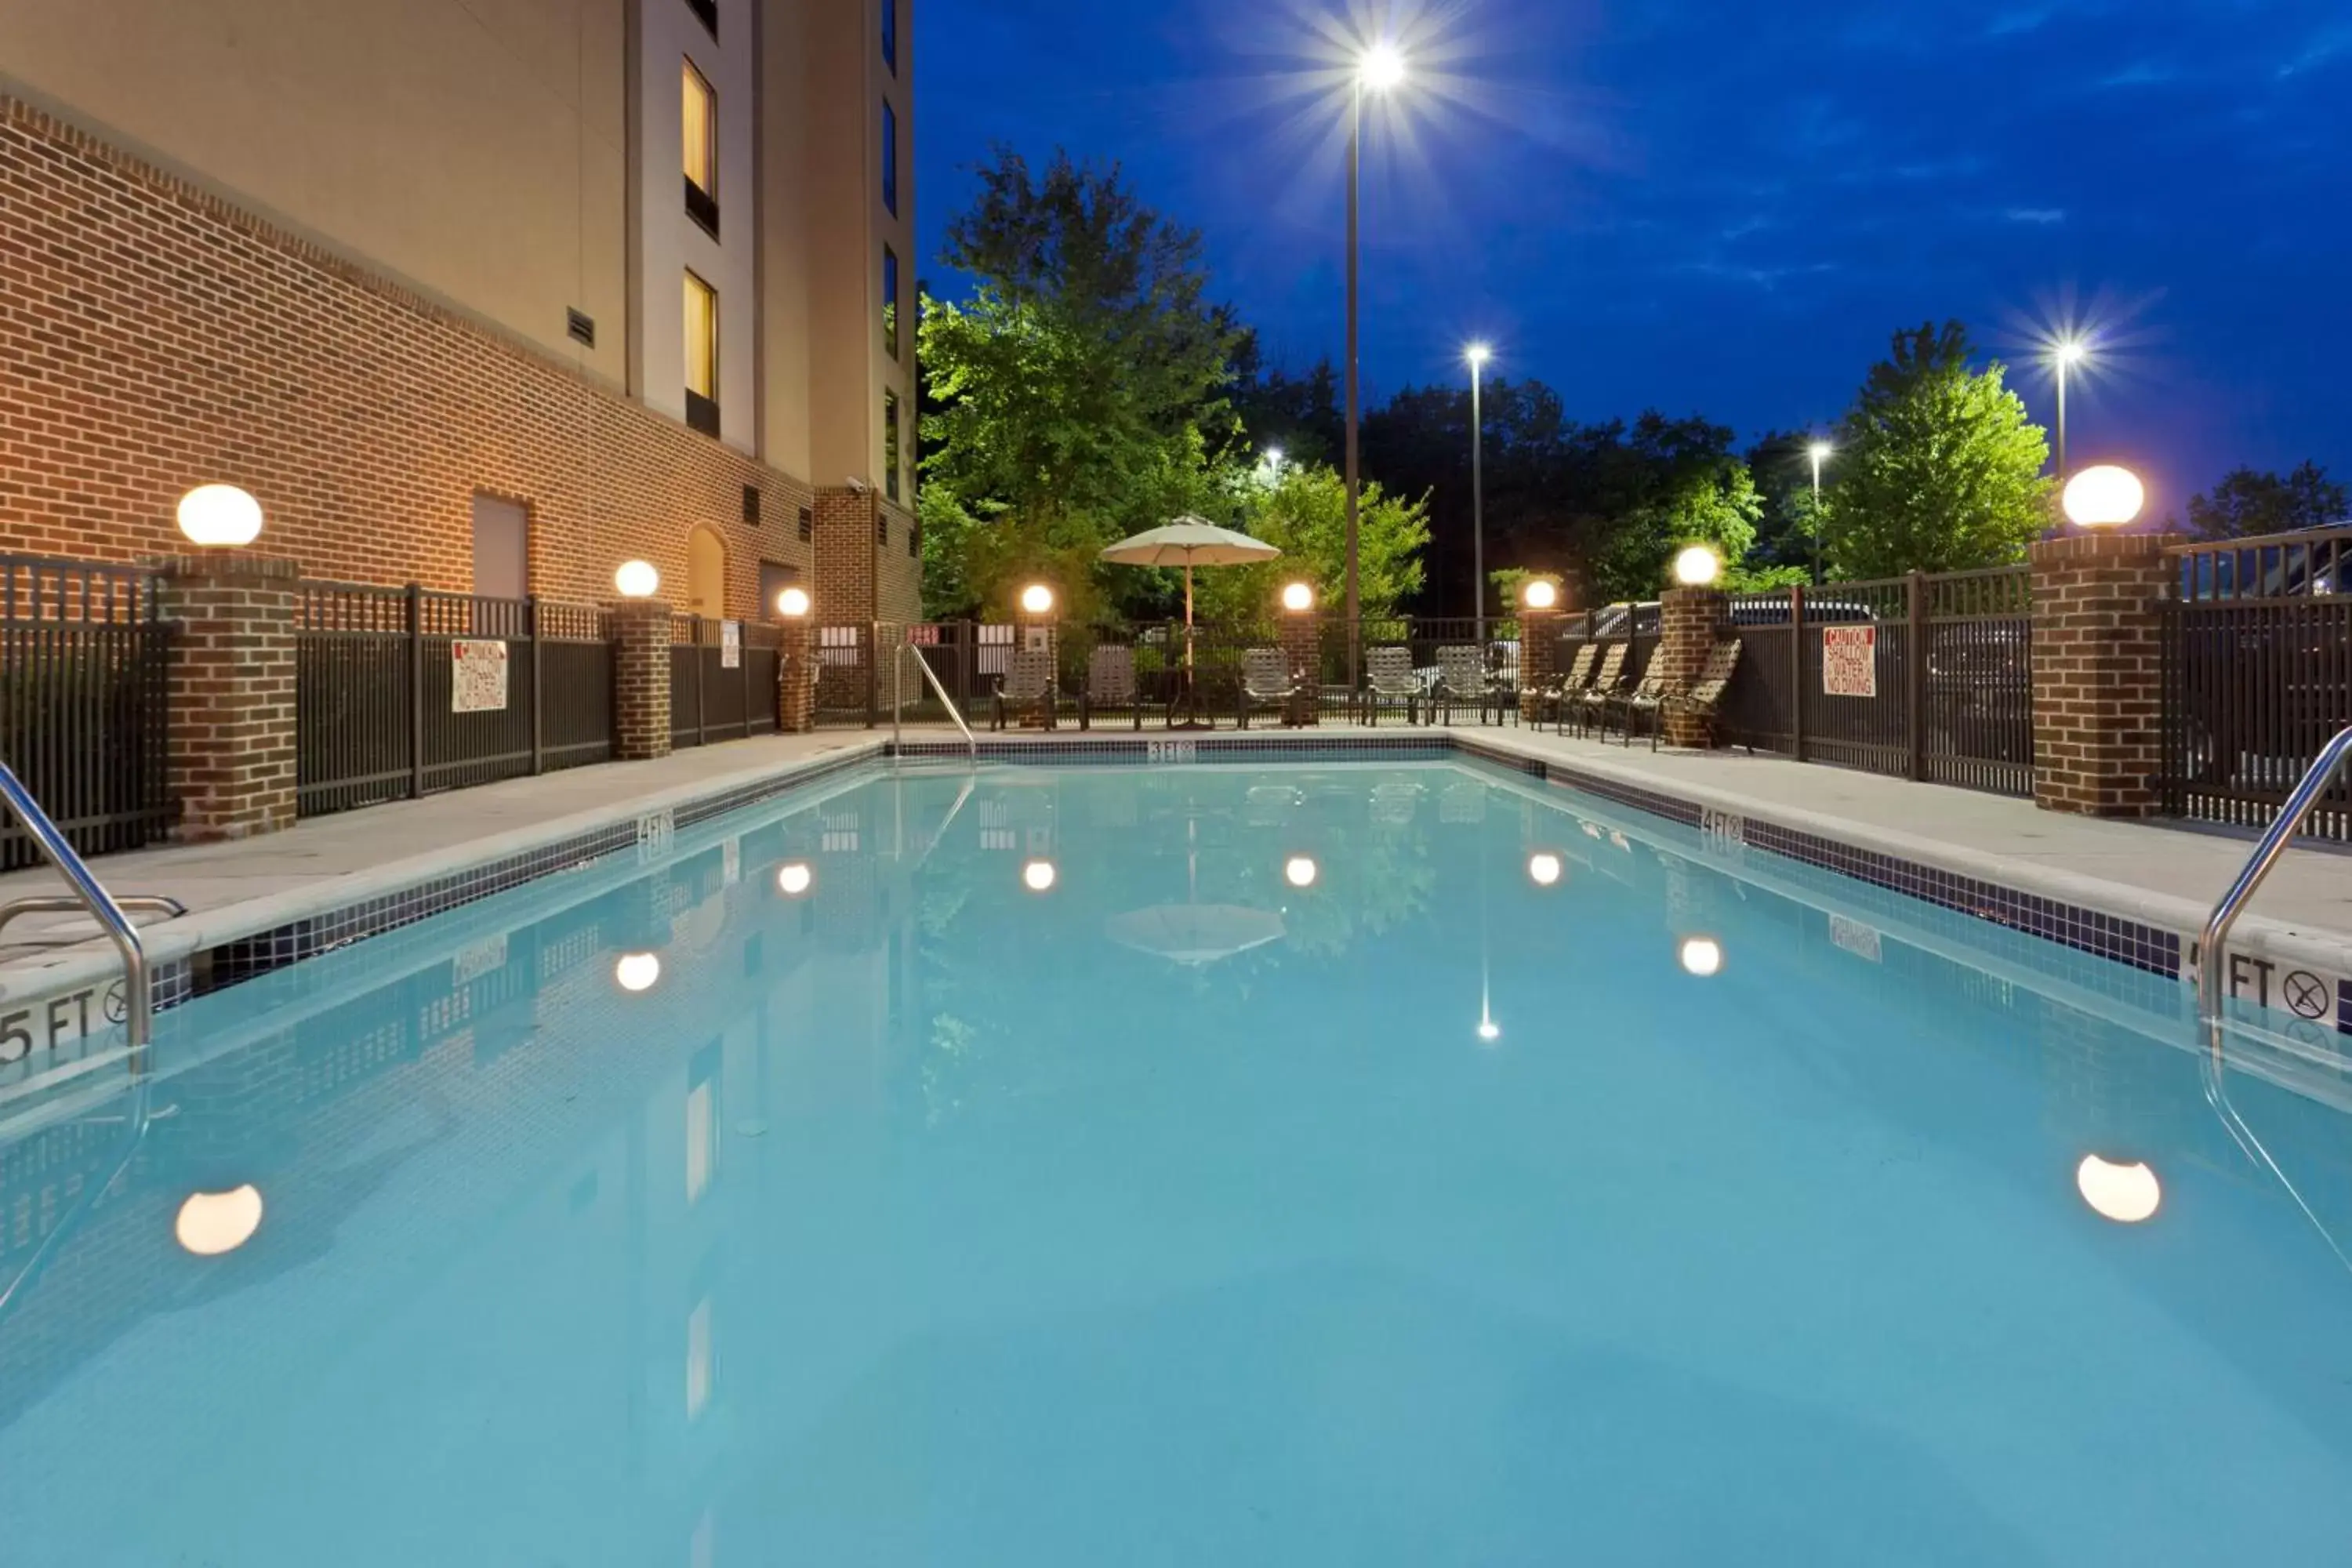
[2053,338,2087,481]
[1807,440,1832,584]
[1466,343,1492,648]
[1345,42,1405,688]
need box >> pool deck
[0,720,2345,1011]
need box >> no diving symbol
[2282,971,2330,1022]
[102,979,126,1025]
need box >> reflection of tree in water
[905,771,1449,1123]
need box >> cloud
[2278,27,2352,78]
[1986,10,2050,38]
[2097,60,2178,89]
[2002,207,2067,225]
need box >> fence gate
[669,615,780,750]
[0,557,174,866]
[2162,528,2352,840]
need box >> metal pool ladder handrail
[0,760,152,1056]
[892,637,978,759]
[2198,725,2352,1057]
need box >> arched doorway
[688,526,728,618]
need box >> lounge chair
[989,648,1058,731]
[1236,648,1303,729]
[1568,642,1629,735]
[1433,645,1501,726]
[1606,664,1676,746]
[1526,641,1599,728]
[1653,640,1743,752]
[1080,643,1146,731]
[1359,645,1422,726]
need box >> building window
[877,507,888,546]
[884,390,902,502]
[684,0,717,40]
[882,100,898,217]
[683,60,719,238]
[882,0,898,74]
[883,245,900,361]
[797,505,814,543]
[684,270,719,436]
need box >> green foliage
[2184,462,2347,539]
[1826,321,2055,579]
[1189,463,1430,623]
[1594,448,1762,601]
[917,148,1247,620]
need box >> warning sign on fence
[720,620,742,670]
[1821,625,1878,699]
[452,639,510,713]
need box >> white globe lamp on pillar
[176,485,263,549]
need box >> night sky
[917,0,2352,520]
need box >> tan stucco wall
[0,0,630,384]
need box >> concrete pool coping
[0,722,2344,1040]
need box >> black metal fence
[0,557,174,868]
[1719,568,2033,798]
[2163,530,2352,840]
[668,615,782,749]
[298,583,616,817]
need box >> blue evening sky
[916,0,2351,518]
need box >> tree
[2185,462,2347,539]
[918,148,1247,620]
[1189,463,1429,624]
[1826,321,2054,579]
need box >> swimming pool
[4,757,2350,1565]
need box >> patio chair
[989,648,1059,731]
[1080,643,1146,731]
[1606,663,1678,746]
[1650,640,1744,753]
[1525,642,1599,728]
[1236,648,1303,729]
[1433,645,1501,726]
[1567,642,1630,735]
[1359,645,1422,727]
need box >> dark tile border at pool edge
[167,730,2190,1012]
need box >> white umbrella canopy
[1098,516,1281,630]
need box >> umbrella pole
[1185,563,1195,670]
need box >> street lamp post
[1807,441,1831,584]
[2054,339,2087,481]
[1345,42,1404,691]
[1467,343,1491,651]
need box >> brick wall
[611,602,673,760]
[155,552,299,841]
[809,488,922,628]
[0,96,830,619]
[2030,532,2177,817]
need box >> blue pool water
[5,759,2351,1565]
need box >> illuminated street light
[2052,337,2092,481]
[1467,343,1493,648]
[775,586,811,619]
[1342,39,1409,688]
[1519,578,1560,612]
[2063,465,2146,528]
[1806,442,1832,583]
[1019,583,1055,617]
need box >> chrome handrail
[893,639,978,759]
[0,761,152,1058]
[2198,725,2352,1058]
[0,893,187,943]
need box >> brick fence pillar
[777,619,817,733]
[154,551,300,842]
[1515,572,1579,721]
[612,601,674,760]
[1658,584,1731,748]
[2030,532,2179,817]
[1279,612,1320,726]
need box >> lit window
[884,390,902,502]
[684,270,718,433]
[883,245,900,361]
[682,61,718,235]
[882,0,897,74]
[882,100,898,217]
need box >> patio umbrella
[1098,516,1280,638]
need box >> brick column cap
[150,550,303,582]
[2029,531,2184,567]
